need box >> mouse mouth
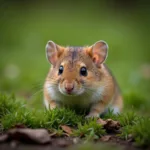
[60,89,76,96]
[66,90,73,95]
[58,84,85,96]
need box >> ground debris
[97,118,120,133]
[97,118,107,126]
[0,128,51,144]
[60,125,73,135]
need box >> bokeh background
[0,0,150,113]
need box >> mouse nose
[65,83,74,93]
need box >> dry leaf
[60,125,73,135]
[100,135,111,142]
[97,118,107,126]
[7,128,51,144]
[105,119,120,131]
[97,118,120,132]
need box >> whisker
[83,85,106,100]
[32,89,43,96]
[84,87,95,93]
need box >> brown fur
[44,41,123,118]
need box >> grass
[0,93,25,119]
[0,94,82,130]
[0,93,150,148]
[74,119,106,140]
[118,112,139,127]
[132,118,150,147]
[119,117,150,147]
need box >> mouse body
[43,41,123,118]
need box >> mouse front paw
[85,113,100,119]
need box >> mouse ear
[87,40,108,67]
[46,41,64,66]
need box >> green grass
[132,118,150,147]
[118,112,139,127]
[73,119,106,140]
[0,93,26,119]
[1,93,150,147]
[0,94,82,130]
[119,117,150,147]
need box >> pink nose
[65,83,74,93]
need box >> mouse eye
[80,67,87,76]
[58,65,63,75]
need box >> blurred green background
[0,0,150,113]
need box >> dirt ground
[0,135,145,150]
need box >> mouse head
[46,40,108,96]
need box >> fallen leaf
[97,118,120,133]
[104,119,120,132]
[7,128,51,144]
[100,135,111,142]
[60,125,73,135]
[97,118,107,126]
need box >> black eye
[80,67,87,76]
[58,65,63,75]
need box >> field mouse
[43,40,123,118]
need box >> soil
[0,134,146,150]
